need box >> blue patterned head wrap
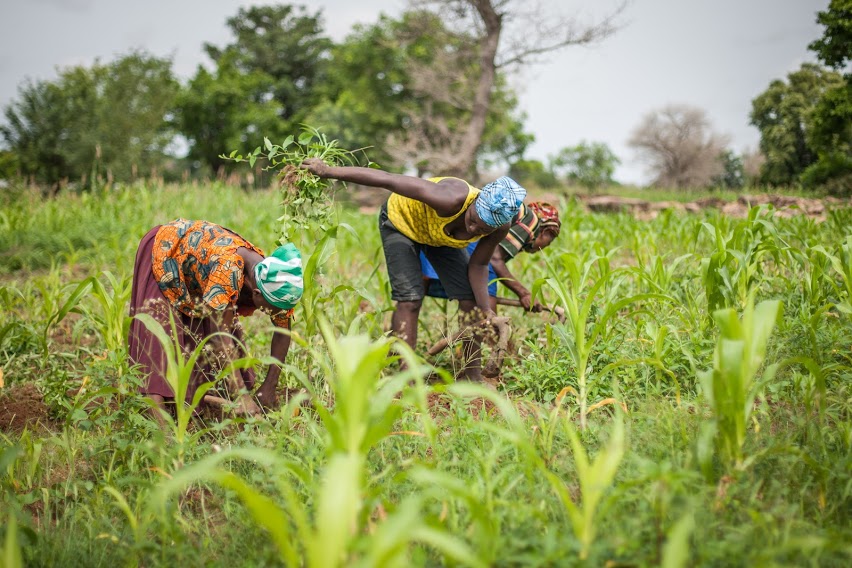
[475,177,527,228]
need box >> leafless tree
[404,0,627,178]
[741,147,766,184]
[628,104,729,188]
[385,13,477,175]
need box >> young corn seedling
[153,320,478,567]
[450,382,626,561]
[813,235,852,315]
[698,205,782,314]
[132,313,266,464]
[80,271,132,355]
[697,295,783,479]
[534,248,669,429]
[298,224,358,339]
[42,274,94,361]
[1,512,23,568]
[222,125,369,243]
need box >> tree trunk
[443,0,502,179]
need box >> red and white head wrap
[528,202,561,237]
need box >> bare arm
[468,226,509,315]
[300,158,466,216]
[490,247,541,311]
[255,319,292,409]
[207,307,262,415]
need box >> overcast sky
[0,0,829,184]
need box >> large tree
[308,10,532,175]
[174,53,285,174]
[406,0,625,178]
[1,51,178,188]
[177,4,332,173]
[808,0,852,71]
[749,63,845,187]
[205,5,331,127]
[628,104,728,188]
[801,0,852,193]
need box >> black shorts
[379,203,474,302]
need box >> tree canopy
[1,51,178,188]
[549,141,620,191]
[750,63,845,187]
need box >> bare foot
[235,394,262,417]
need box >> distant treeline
[0,1,849,194]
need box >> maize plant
[698,296,783,478]
[535,248,669,429]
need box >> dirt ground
[426,391,499,418]
[0,383,54,433]
[581,193,849,221]
[341,184,849,221]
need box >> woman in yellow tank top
[300,158,526,383]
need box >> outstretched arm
[300,158,465,216]
[490,247,542,311]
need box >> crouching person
[127,218,303,418]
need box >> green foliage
[549,141,620,191]
[698,297,783,477]
[1,513,23,568]
[0,51,178,188]
[0,150,18,180]
[711,149,745,189]
[802,83,852,194]
[152,321,480,567]
[507,158,557,188]
[206,5,332,126]
[174,56,285,175]
[534,248,669,429]
[133,312,219,459]
[556,415,626,559]
[808,0,852,71]
[177,5,331,175]
[223,126,360,241]
[310,10,531,174]
[750,63,845,187]
[2,183,852,566]
[699,205,781,312]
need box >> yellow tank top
[386,177,482,248]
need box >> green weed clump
[223,125,369,242]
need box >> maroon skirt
[127,226,256,403]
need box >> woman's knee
[396,299,423,313]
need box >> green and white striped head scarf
[254,243,304,310]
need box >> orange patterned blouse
[151,219,291,326]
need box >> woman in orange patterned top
[128,219,304,417]
[300,158,526,383]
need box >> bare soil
[426,391,498,418]
[0,383,54,433]
[340,184,849,221]
[581,193,850,221]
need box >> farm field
[0,182,850,567]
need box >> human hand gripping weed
[300,155,524,382]
[222,126,363,241]
[128,219,303,424]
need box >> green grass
[0,182,850,567]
